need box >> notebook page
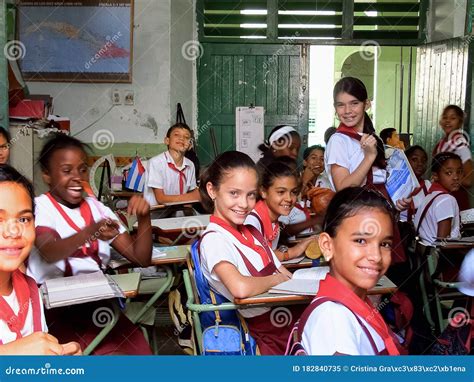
[293,266,330,280]
[45,271,109,293]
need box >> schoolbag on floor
[191,238,258,355]
[430,309,473,355]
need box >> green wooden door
[197,43,309,165]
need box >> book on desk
[41,271,125,309]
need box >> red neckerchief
[317,274,400,355]
[166,152,186,194]
[46,193,102,269]
[336,123,363,141]
[428,182,449,194]
[210,215,271,266]
[0,270,42,339]
[253,200,280,242]
[294,202,311,220]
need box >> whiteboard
[235,107,265,163]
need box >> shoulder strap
[415,192,447,235]
[296,297,380,354]
[24,273,42,333]
[248,212,264,234]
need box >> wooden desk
[109,245,189,269]
[234,275,397,305]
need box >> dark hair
[324,127,337,145]
[379,128,396,145]
[303,144,325,160]
[38,133,89,172]
[405,145,427,160]
[257,125,301,159]
[442,105,464,122]
[0,128,11,144]
[431,152,462,174]
[199,151,257,212]
[0,164,35,213]
[166,122,192,138]
[323,187,395,238]
[333,77,386,169]
[260,158,299,191]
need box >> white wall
[427,0,468,42]
[26,0,196,144]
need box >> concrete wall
[25,0,196,158]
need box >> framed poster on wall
[18,0,133,83]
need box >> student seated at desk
[199,151,304,355]
[245,160,317,261]
[292,187,401,355]
[143,122,200,205]
[414,152,462,246]
[0,164,80,355]
[27,134,153,355]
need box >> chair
[414,240,467,334]
[182,240,257,355]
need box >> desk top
[234,275,397,305]
[110,272,141,298]
[109,245,190,269]
[149,214,211,233]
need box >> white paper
[461,208,474,224]
[269,267,329,295]
[385,148,420,204]
[236,107,265,163]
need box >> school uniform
[300,274,400,356]
[413,184,460,246]
[26,193,152,355]
[325,125,405,264]
[200,217,304,354]
[27,194,126,285]
[400,179,431,222]
[245,200,280,250]
[143,151,196,206]
[0,270,47,345]
[325,131,387,192]
[433,135,472,210]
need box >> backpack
[191,238,258,355]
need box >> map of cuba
[19,6,131,74]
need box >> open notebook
[269,267,330,295]
[41,271,124,309]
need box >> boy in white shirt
[144,123,200,206]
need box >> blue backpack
[190,237,258,355]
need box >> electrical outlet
[112,89,121,105]
[124,90,134,105]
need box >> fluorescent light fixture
[279,24,337,29]
[364,11,377,17]
[279,10,336,16]
[279,36,338,40]
[241,23,267,28]
[241,10,267,15]
[240,35,266,39]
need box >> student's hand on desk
[0,332,64,355]
[275,270,291,284]
[61,341,82,355]
[89,219,120,241]
[127,195,150,218]
[395,197,411,211]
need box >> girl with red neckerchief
[295,187,401,355]
[325,77,408,266]
[245,159,318,261]
[0,164,80,355]
[199,151,306,355]
[26,134,153,355]
[433,105,473,210]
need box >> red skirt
[245,305,306,355]
[45,301,152,355]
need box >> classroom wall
[25,0,196,158]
